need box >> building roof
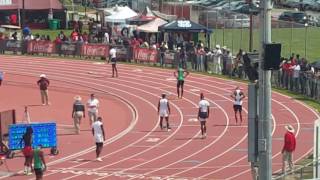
[0,0,64,10]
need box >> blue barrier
[8,122,57,150]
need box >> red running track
[0,54,319,180]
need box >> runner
[32,145,46,180]
[231,86,245,125]
[20,126,33,175]
[174,66,189,99]
[92,117,106,162]
[108,46,118,77]
[87,93,99,125]
[157,93,171,131]
[198,93,210,139]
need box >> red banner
[81,44,109,57]
[27,40,56,54]
[134,48,158,63]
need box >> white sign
[177,20,192,28]
[0,0,12,5]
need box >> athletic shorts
[34,168,43,176]
[177,80,184,88]
[159,110,168,117]
[96,142,103,148]
[111,58,116,64]
[22,146,32,157]
[233,105,242,112]
[199,112,208,122]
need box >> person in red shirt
[282,124,296,174]
[10,14,17,25]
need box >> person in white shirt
[231,86,245,125]
[292,64,301,92]
[104,32,109,44]
[92,117,105,162]
[213,45,222,74]
[198,93,210,139]
[108,46,118,77]
[157,93,171,131]
[87,93,99,125]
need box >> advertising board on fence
[134,48,158,63]
[0,40,22,52]
[4,40,22,51]
[27,40,56,54]
[8,122,57,150]
[60,42,78,55]
[164,52,175,64]
[81,44,109,58]
[115,46,129,60]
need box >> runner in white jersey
[198,93,210,139]
[92,117,105,162]
[231,86,245,125]
[157,93,171,131]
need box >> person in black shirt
[72,95,85,134]
[20,126,33,175]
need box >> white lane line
[0,69,171,179]
[3,57,312,179]
[3,59,232,179]
[1,63,195,179]
[1,60,242,179]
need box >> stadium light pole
[304,23,308,58]
[257,0,273,178]
[249,0,254,52]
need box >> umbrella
[310,61,320,69]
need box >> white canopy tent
[105,6,138,23]
[137,18,167,33]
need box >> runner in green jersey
[33,146,46,180]
[174,66,189,98]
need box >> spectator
[197,45,205,71]
[58,31,66,41]
[204,48,212,72]
[179,47,187,69]
[159,42,167,67]
[10,13,17,25]
[11,31,17,40]
[213,45,222,74]
[225,49,233,76]
[282,125,296,174]
[222,46,228,75]
[233,49,244,78]
[37,74,50,105]
[292,62,301,92]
